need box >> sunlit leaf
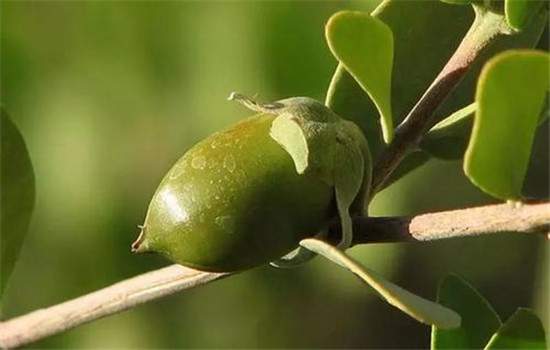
[464,50,549,200]
[270,114,309,174]
[1,108,36,296]
[301,238,461,329]
[505,0,544,31]
[431,274,501,349]
[484,308,546,349]
[326,11,394,143]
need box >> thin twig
[1,202,548,349]
[371,7,508,193]
[0,266,228,349]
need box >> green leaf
[422,100,547,162]
[464,50,550,200]
[333,122,365,248]
[270,114,309,174]
[431,274,501,350]
[1,108,36,296]
[301,238,461,329]
[505,0,544,31]
[421,103,476,160]
[326,11,394,143]
[485,308,547,350]
[326,1,545,188]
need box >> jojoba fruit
[133,114,334,272]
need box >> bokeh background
[1,0,548,348]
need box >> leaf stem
[371,6,510,193]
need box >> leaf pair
[432,274,546,349]
[326,1,547,194]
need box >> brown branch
[1,202,548,349]
[347,202,550,244]
[0,266,229,349]
[371,8,508,193]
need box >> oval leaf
[301,238,461,329]
[484,308,547,350]
[505,0,544,31]
[270,114,309,174]
[464,50,550,200]
[326,11,394,143]
[1,108,36,296]
[431,274,501,350]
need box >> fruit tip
[131,225,149,253]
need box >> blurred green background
[1,1,548,348]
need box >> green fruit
[133,114,334,272]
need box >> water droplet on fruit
[215,215,232,228]
[191,156,206,170]
[223,155,236,173]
